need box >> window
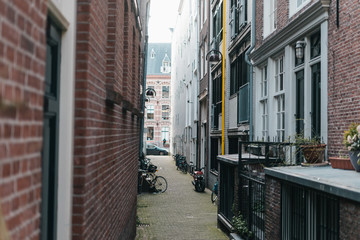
[162,105,170,120]
[212,2,223,48]
[211,73,222,129]
[289,0,310,16]
[147,127,154,140]
[162,86,169,98]
[297,0,307,8]
[310,31,321,59]
[311,63,321,138]
[263,0,277,37]
[276,94,285,142]
[161,127,169,141]
[230,0,247,39]
[261,65,268,98]
[160,54,171,73]
[261,100,268,139]
[147,105,154,119]
[275,56,284,92]
[230,50,249,95]
[150,49,155,58]
[282,183,339,240]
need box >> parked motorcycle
[190,162,205,192]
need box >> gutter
[244,0,255,141]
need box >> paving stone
[136,156,228,240]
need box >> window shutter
[239,0,246,29]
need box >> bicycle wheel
[153,176,168,193]
[211,191,217,204]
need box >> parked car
[146,144,168,155]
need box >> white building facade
[171,0,199,164]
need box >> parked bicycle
[211,180,218,204]
[189,162,205,192]
[138,158,168,194]
[176,156,188,173]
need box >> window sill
[273,91,285,97]
[259,97,268,102]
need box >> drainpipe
[244,0,256,141]
[221,0,226,155]
[139,35,149,158]
[196,0,200,167]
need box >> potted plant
[329,155,354,170]
[295,134,326,164]
[343,123,360,172]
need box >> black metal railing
[237,141,294,240]
[281,183,339,240]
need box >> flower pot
[349,151,360,172]
[300,144,326,164]
[329,156,354,170]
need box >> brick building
[214,0,360,239]
[0,0,149,239]
[144,43,171,149]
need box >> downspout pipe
[139,34,149,158]
[244,0,256,141]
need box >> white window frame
[275,56,284,93]
[147,105,154,119]
[276,94,285,142]
[263,0,277,37]
[261,99,268,139]
[289,0,310,17]
[162,105,170,120]
[261,65,268,98]
[161,127,169,141]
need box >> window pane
[162,105,170,120]
[310,31,321,59]
[162,86,169,98]
[147,127,154,140]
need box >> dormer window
[151,49,156,58]
[160,54,171,73]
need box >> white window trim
[261,65,268,98]
[276,94,285,142]
[289,0,311,17]
[275,55,284,93]
[261,99,268,140]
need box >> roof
[146,43,172,75]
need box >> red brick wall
[73,0,142,239]
[255,0,317,49]
[264,176,281,240]
[339,198,360,239]
[0,0,47,239]
[328,0,360,156]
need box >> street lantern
[145,87,156,97]
[295,41,306,59]
[206,49,223,64]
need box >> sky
[148,0,180,43]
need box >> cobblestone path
[136,155,228,240]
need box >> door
[41,18,61,240]
[295,70,304,135]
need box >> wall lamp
[145,87,156,97]
[295,40,306,59]
[206,49,223,64]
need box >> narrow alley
[136,156,227,240]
